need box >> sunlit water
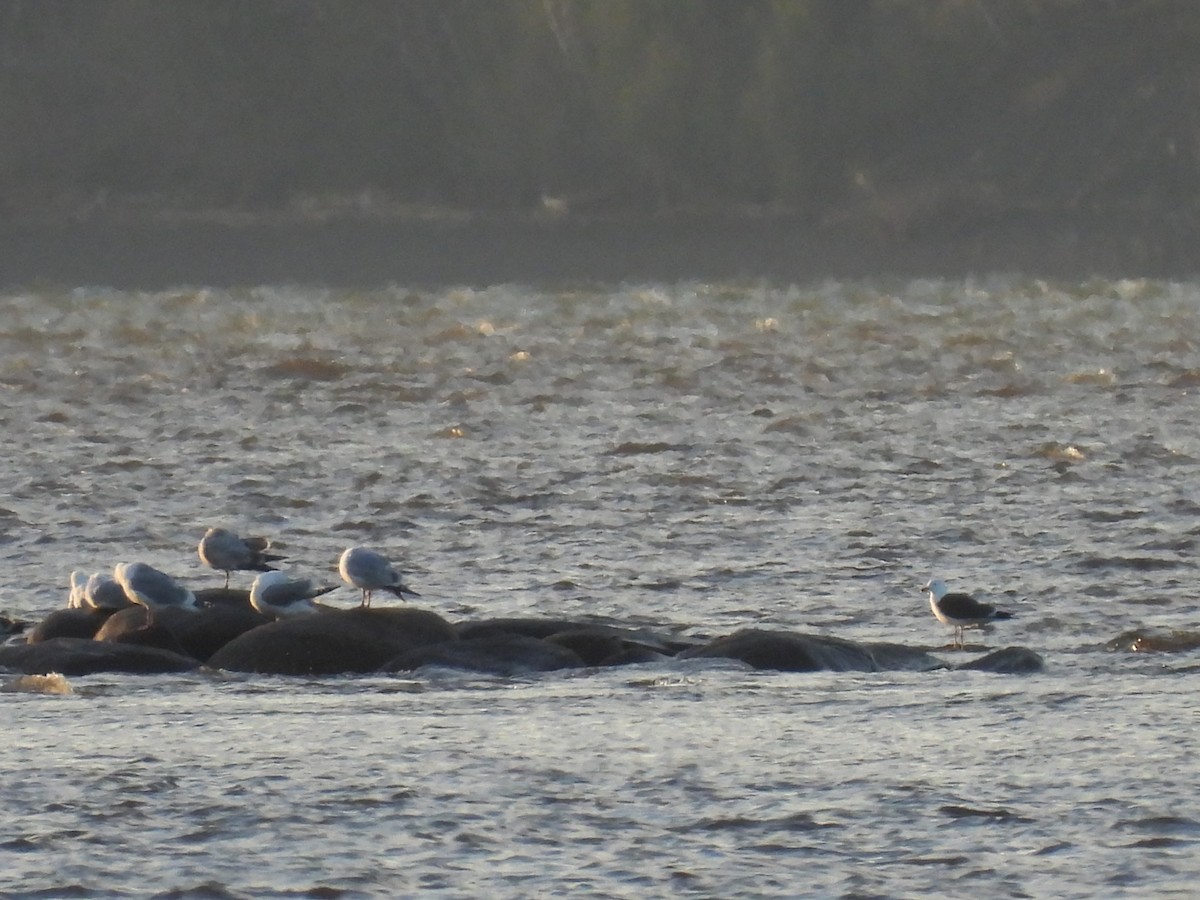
[2,277,1200,897]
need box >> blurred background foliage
[1,0,1197,228]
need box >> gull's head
[924,578,948,600]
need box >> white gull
[338,547,421,608]
[249,571,336,620]
[114,562,200,626]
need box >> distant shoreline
[3,211,1197,289]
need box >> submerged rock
[861,641,948,672]
[595,644,674,666]
[678,630,953,674]
[0,637,199,676]
[955,646,1045,674]
[544,629,675,666]
[455,617,589,641]
[207,606,458,675]
[1105,628,1200,653]
[678,629,881,673]
[381,634,586,676]
[456,617,693,664]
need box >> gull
[338,547,421,608]
[82,572,135,611]
[68,571,89,608]
[924,578,1014,649]
[198,527,285,588]
[113,562,200,627]
[249,571,336,620]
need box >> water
[2,276,1200,897]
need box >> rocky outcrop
[954,646,1045,674]
[206,607,458,675]
[12,604,1046,679]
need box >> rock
[380,634,586,676]
[0,637,199,676]
[678,629,880,673]
[542,628,626,664]
[195,587,254,608]
[955,646,1045,674]
[457,617,693,660]
[94,604,269,661]
[26,607,115,643]
[1,612,28,638]
[593,644,673,666]
[207,606,458,675]
[677,630,962,673]
[455,617,599,641]
[1105,628,1200,653]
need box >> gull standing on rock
[249,571,336,620]
[924,578,1014,649]
[338,547,421,608]
[198,527,285,588]
[114,562,200,627]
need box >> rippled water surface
[3,277,1200,897]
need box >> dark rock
[26,607,115,643]
[679,629,880,673]
[0,637,199,676]
[955,646,1045,674]
[544,629,635,665]
[596,645,672,666]
[92,610,190,657]
[93,604,269,662]
[1,613,28,638]
[195,587,254,608]
[1105,628,1200,653]
[457,617,693,657]
[455,617,597,641]
[543,628,677,666]
[380,634,585,676]
[207,606,458,675]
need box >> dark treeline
[2,0,1199,232]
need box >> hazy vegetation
[2,0,1198,230]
